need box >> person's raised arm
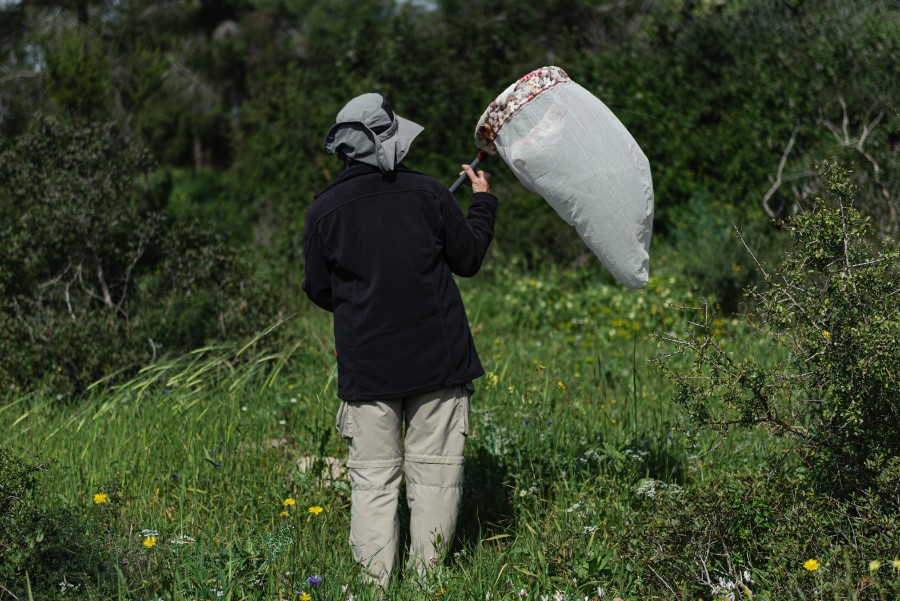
[440,164,497,277]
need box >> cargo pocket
[335,401,354,439]
[457,384,472,436]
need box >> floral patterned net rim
[474,66,571,155]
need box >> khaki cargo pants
[335,383,471,586]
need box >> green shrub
[654,161,900,495]
[665,190,775,314]
[0,116,281,394]
[0,446,114,599]
[625,469,900,599]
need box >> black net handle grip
[449,151,488,194]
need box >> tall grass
[2,264,895,600]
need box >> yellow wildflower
[93,493,109,504]
[279,510,289,517]
[300,593,311,601]
[803,559,819,572]
[557,381,566,391]
[143,537,157,548]
[823,330,830,340]
[283,498,296,507]
[308,505,324,516]
[868,560,881,572]
[892,558,900,570]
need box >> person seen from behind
[301,92,497,587]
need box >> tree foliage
[0,0,897,389]
[0,116,277,392]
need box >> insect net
[475,66,654,288]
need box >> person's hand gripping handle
[449,151,490,194]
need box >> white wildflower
[635,479,659,498]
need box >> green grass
[2,263,897,600]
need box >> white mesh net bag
[476,66,654,288]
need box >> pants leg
[337,400,403,587]
[402,384,470,576]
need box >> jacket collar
[314,162,415,199]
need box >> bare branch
[11,298,36,344]
[820,99,889,188]
[733,223,768,279]
[75,262,107,307]
[0,70,40,85]
[91,249,114,310]
[114,235,149,317]
[64,278,75,321]
[762,125,813,220]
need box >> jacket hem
[336,372,484,402]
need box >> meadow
[2,1,898,598]
[5,252,897,601]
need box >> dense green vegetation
[1,0,898,599]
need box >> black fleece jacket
[302,163,498,401]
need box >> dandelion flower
[283,498,296,507]
[868,560,881,572]
[279,510,289,517]
[308,505,324,516]
[93,493,109,504]
[300,594,311,601]
[803,559,819,572]
[143,536,157,548]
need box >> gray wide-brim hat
[323,93,424,172]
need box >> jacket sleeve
[440,189,498,277]
[301,215,334,312]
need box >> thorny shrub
[654,160,900,495]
